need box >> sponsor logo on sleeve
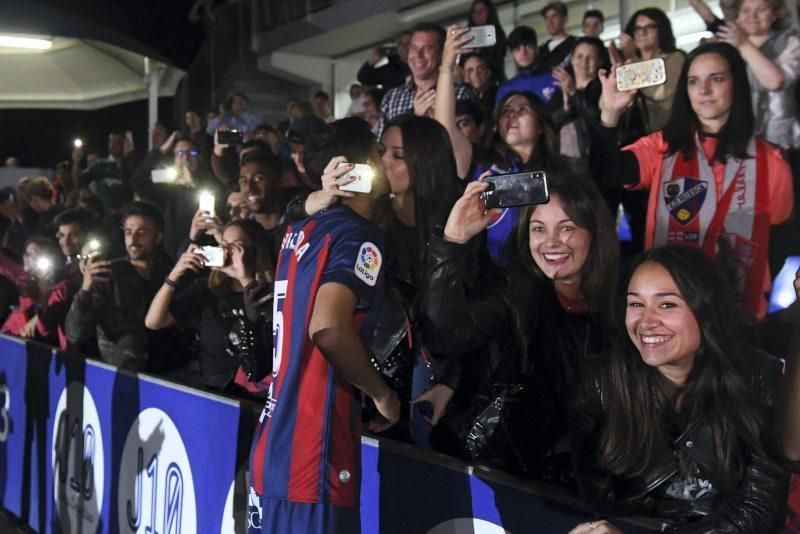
[355,242,382,286]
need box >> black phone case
[482,171,549,209]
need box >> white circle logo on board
[118,407,197,534]
[51,382,105,533]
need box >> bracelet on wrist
[164,276,178,288]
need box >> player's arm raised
[309,282,400,432]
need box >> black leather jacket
[419,232,611,472]
[570,351,789,532]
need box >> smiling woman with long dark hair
[415,172,618,474]
[569,245,788,532]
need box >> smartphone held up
[464,25,497,48]
[197,246,225,267]
[337,163,374,194]
[151,167,178,184]
[218,129,244,145]
[616,58,667,91]
[481,171,549,209]
[198,191,216,218]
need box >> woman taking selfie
[415,172,619,474]
[569,245,788,533]
[592,41,793,321]
[145,219,274,391]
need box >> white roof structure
[0,0,185,110]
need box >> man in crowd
[497,26,560,105]
[357,31,411,91]
[537,1,577,70]
[104,130,138,182]
[53,208,93,281]
[286,115,330,189]
[249,118,399,533]
[455,100,487,147]
[206,92,262,138]
[225,190,251,222]
[313,91,334,123]
[380,23,476,130]
[582,9,604,38]
[23,177,63,241]
[65,201,190,372]
[238,149,284,234]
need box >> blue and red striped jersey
[250,205,385,507]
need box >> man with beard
[65,201,192,372]
[238,149,284,234]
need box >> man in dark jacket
[65,201,191,372]
[357,31,411,91]
[537,2,577,70]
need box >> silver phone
[466,25,497,48]
[198,246,225,267]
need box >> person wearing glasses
[615,8,686,137]
[131,132,222,259]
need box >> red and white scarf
[654,136,770,320]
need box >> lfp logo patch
[355,242,382,286]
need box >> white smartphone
[198,246,225,267]
[337,163,373,194]
[151,168,177,184]
[616,58,667,91]
[465,25,497,48]
[198,191,215,218]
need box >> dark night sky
[40,0,205,68]
[1,0,206,167]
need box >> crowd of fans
[2,0,800,531]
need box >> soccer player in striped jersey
[249,120,400,533]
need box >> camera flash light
[36,257,53,273]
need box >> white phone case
[198,246,225,267]
[151,169,174,184]
[616,58,667,91]
[467,25,497,48]
[337,163,373,194]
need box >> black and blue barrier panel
[0,335,659,533]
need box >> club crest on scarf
[662,177,708,226]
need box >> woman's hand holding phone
[443,175,500,244]
[598,62,638,128]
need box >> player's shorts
[248,495,361,534]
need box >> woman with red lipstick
[569,245,788,533]
[592,41,793,322]
[414,172,619,475]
